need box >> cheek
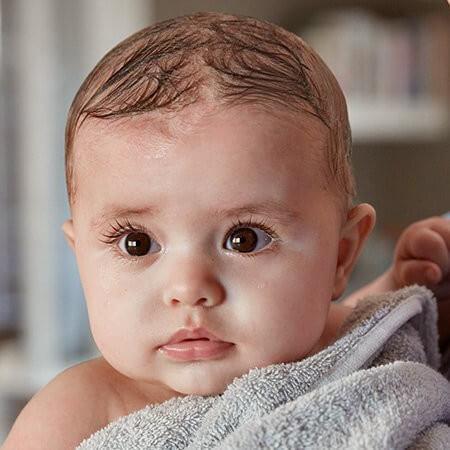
[237,234,338,338]
[284,229,339,295]
[270,233,338,300]
[77,255,142,352]
[82,258,129,313]
[253,266,329,327]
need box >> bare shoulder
[2,357,111,450]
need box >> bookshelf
[298,7,449,143]
[348,97,448,142]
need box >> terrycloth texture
[441,343,450,381]
[76,285,450,449]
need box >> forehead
[72,104,330,220]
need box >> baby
[3,11,449,450]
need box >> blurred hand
[390,215,450,349]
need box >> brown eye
[120,231,159,256]
[225,227,272,254]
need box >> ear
[61,219,76,252]
[331,203,376,300]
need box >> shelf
[0,341,99,399]
[348,97,449,143]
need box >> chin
[167,371,238,397]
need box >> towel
[76,285,450,449]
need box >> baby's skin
[2,103,449,450]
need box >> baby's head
[62,12,375,397]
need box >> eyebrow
[91,199,301,230]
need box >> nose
[162,261,225,308]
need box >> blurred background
[0,0,449,441]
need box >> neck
[309,301,355,356]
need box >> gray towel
[76,285,450,449]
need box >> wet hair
[65,11,356,213]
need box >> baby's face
[63,103,346,397]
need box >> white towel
[76,285,450,449]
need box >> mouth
[158,339,234,361]
[161,327,227,346]
[158,327,234,361]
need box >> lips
[161,327,225,346]
[157,327,234,361]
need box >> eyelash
[99,216,280,260]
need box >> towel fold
[76,285,450,449]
